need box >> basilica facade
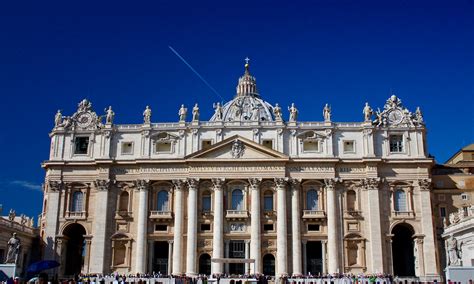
[40,62,440,279]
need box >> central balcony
[226,210,249,220]
[65,211,86,220]
[149,210,173,220]
[302,210,326,220]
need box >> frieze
[191,165,285,172]
[288,166,333,173]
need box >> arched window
[263,191,273,211]
[306,190,318,210]
[71,191,84,212]
[118,191,129,212]
[394,189,407,212]
[231,189,244,210]
[202,191,211,212]
[157,190,169,211]
[346,190,357,211]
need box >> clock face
[76,112,93,128]
[388,110,403,124]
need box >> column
[289,179,302,276]
[245,240,251,274]
[302,240,307,275]
[225,240,230,273]
[186,178,199,276]
[90,180,111,273]
[249,178,262,274]
[325,178,339,274]
[172,179,186,275]
[168,240,174,275]
[44,181,61,261]
[148,240,154,273]
[135,180,150,273]
[365,178,384,273]
[212,178,225,275]
[418,179,439,277]
[275,178,288,277]
[322,240,327,274]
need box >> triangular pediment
[186,135,288,160]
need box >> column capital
[324,178,340,190]
[274,177,288,189]
[135,179,150,191]
[363,177,381,190]
[187,178,200,189]
[48,180,63,192]
[417,178,432,191]
[288,178,302,190]
[172,179,186,191]
[248,178,262,188]
[94,179,112,191]
[168,240,174,244]
[212,178,226,189]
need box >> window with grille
[389,135,404,152]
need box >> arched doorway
[392,224,415,276]
[199,253,211,275]
[262,254,275,276]
[63,223,86,276]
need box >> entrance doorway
[392,224,415,276]
[199,253,211,275]
[63,223,86,276]
[229,241,245,275]
[307,241,323,275]
[262,254,275,276]
[153,241,169,274]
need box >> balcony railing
[392,211,415,218]
[149,210,173,219]
[226,210,249,219]
[115,210,133,218]
[65,211,86,220]
[302,210,326,219]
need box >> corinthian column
[418,179,438,277]
[211,178,225,275]
[249,178,262,274]
[90,179,111,273]
[275,178,288,277]
[289,179,302,276]
[325,178,339,274]
[172,179,186,275]
[364,178,384,273]
[135,179,150,273]
[186,178,199,276]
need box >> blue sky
[0,1,473,218]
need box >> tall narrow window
[231,189,244,210]
[306,190,318,210]
[157,191,169,211]
[394,189,407,212]
[74,137,89,154]
[389,135,404,152]
[202,192,211,212]
[71,191,84,212]
[118,191,129,212]
[346,190,357,211]
[263,191,273,211]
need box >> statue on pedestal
[105,106,115,125]
[447,236,462,266]
[288,103,298,122]
[213,102,223,121]
[4,233,21,264]
[54,110,63,127]
[273,103,282,121]
[143,106,152,124]
[192,103,200,122]
[363,102,373,122]
[323,103,331,122]
[178,104,187,122]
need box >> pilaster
[89,179,111,273]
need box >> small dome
[210,61,275,122]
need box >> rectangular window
[202,196,211,212]
[262,140,273,149]
[263,224,274,231]
[440,207,446,218]
[200,223,211,231]
[394,190,408,212]
[308,224,320,231]
[121,142,133,155]
[156,142,171,153]
[201,140,213,150]
[343,141,355,153]
[263,195,273,211]
[303,140,319,152]
[74,137,89,154]
[389,135,404,153]
[155,224,168,232]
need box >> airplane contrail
[168,46,224,102]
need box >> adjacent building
[40,62,441,279]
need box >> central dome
[210,62,275,122]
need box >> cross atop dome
[244,57,250,73]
